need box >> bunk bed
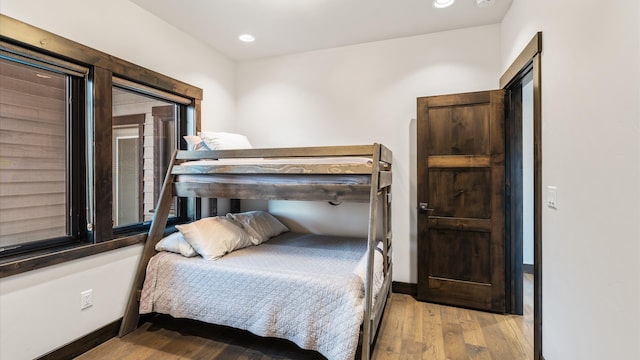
[119,143,393,360]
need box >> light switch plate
[547,186,558,209]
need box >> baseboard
[37,319,121,360]
[523,263,534,274]
[392,281,417,296]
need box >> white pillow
[227,211,289,245]
[199,131,253,150]
[183,135,210,151]
[176,216,253,260]
[155,231,198,257]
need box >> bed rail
[176,144,389,160]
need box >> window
[0,15,203,265]
[111,86,183,232]
[0,51,87,256]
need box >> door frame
[500,32,543,360]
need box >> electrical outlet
[80,289,93,310]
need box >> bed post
[361,143,382,360]
[119,150,178,337]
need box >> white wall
[501,1,640,359]
[236,25,502,283]
[0,1,236,359]
[0,246,142,360]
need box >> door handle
[418,202,434,214]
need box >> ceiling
[131,0,512,61]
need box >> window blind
[0,58,68,248]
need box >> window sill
[0,233,146,279]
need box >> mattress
[139,232,384,360]
[173,157,375,185]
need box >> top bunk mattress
[173,157,376,184]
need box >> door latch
[418,202,434,214]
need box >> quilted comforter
[139,232,383,360]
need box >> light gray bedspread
[140,232,382,360]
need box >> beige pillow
[155,231,198,257]
[227,211,289,245]
[176,216,253,260]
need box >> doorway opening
[501,32,542,360]
[505,68,534,351]
[521,75,535,345]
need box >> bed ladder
[119,151,178,337]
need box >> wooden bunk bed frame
[119,143,393,360]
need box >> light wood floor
[373,274,533,359]
[77,274,533,360]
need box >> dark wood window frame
[0,14,203,278]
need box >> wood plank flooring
[76,275,533,360]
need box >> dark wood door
[416,90,506,312]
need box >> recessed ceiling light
[238,34,255,42]
[476,0,495,7]
[433,0,455,8]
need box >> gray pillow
[176,216,253,260]
[227,211,289,245]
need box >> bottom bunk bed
[141,230,389,360]
[119,143,393,360]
